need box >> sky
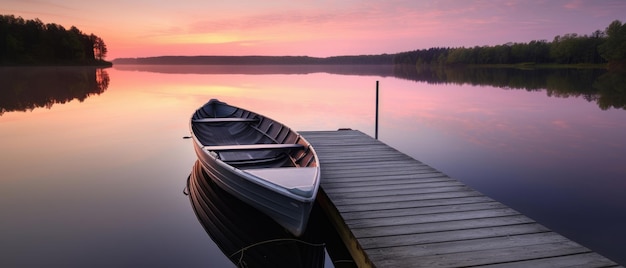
[2,0,625,59]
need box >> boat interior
[192,101,317,170]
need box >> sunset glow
[2,0,626,59]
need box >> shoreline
[0,61,113,68]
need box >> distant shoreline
[111,56,611,70]
[112,55,394,65]
[0,61,113,67]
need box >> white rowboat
[190,99,320,236]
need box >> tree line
[113,54,395,65]
[393,20,626,70]
[0,15,110,66]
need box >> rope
[183,174,191,196]
[229,238,325,265]
[334,260,357,264]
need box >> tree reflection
[593,72,626,110]
[0,67,110,115]
[393,65,625,110]
[110,63,626,111]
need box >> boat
[189,99,321,237]
[187,160,325,268]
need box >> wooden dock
[300,130,622,268]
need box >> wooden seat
[203,143,304,152]
[192,118,258,123]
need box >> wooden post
[375,81,379,140]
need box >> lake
[1,65,625,267]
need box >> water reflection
[114,64,395,77]
[394,64,626,110]
[593,71,626,110]
[114,64,626,111]
[186,160,328,268]
[0,66,110,115]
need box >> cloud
[169,2,469,47]
[4,0,76,11]
[2,0,79,19]
[564,0,583,9]
[552,120,571,129]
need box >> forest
[392,20,626,70]
[113,54,395,65]
[0,15,110,66]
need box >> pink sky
[2,0,625,59]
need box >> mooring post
[375,80,379,140]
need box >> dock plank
[335,196,497,212]
[340,201,507,220]
[330,189,484,206]
[366,232,576,260]
[358,223,551,249]
[350,215,538,238]
[321,177,456,192]
[375,242,593,268]
[323,180,465,194]
[478,253,623,268]
[301,130,622,268]
[345,208,522,229]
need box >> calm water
[1,65,625,267]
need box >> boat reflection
[0,66,110,115]
[187,160,326,268]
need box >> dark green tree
[91,34,108,60]
[0,14,110,66]
[598,20,626,69]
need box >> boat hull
[190,99,320,236]
[193,142,315,236]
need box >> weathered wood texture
[301,130,621,268]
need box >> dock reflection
[186,160,329,268]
